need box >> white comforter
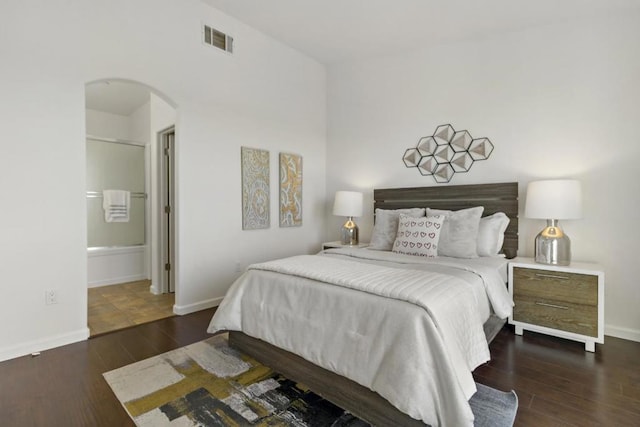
[208,249,513,426]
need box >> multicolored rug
[104,335,367,426]
[104,335,517,426]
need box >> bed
[208,182,518,426]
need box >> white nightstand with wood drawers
[508,257,604,352]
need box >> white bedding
[208,249,513,426]
[323,247,512,319]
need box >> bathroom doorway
[85,79,177,336]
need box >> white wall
[0,0,326,361]
[86,103,151,144]
[86,109,132,141]
[327,14,640,341]
[129,102,151,144]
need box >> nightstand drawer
[508,259,604,352]
[513,267,598,306]
[513,296,598,337]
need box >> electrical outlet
[235,261,241,273]
[45,290,58,305]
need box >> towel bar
[86,191,147,199]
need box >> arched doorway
[84,79,178,336]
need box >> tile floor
[88,280,174,336]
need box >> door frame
[157,126,175,294]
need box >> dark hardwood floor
[475,326,640,426]
[0,308,215,427]
[1,310,639,426]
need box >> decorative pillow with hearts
[392,214,445,257]
[369,208,426,251]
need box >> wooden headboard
[373,182,519,259]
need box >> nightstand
[322,241,369,250]
[508,257,604,352]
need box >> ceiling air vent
[203,24,233,53]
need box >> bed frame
[228,182,519,426]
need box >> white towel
[102,190,130,223]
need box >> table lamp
[333,191,363,245]
[525,179,582,266]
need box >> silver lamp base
[340,217,359,245]
[534,219,571,266]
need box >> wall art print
[402,124,494,183]
[279,152,303,227]
[241,147,270,230]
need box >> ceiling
[85,81,151,116]
[85,1,639,115]
[203,0,640,64]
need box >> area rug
[104,335,517,426]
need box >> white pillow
[369,208,425,251]
[477,212,510,257]
[426,206,484,258]
[392,214,445,257]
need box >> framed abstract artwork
[279,152,303,227]
[241,147,270,230]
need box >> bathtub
[87,245,149,287]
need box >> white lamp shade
[333,191,363,217]
[525,180,582,220]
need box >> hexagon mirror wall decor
[402,124,494,183]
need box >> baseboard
[88,274,147,288]
[605,324,640,343]
[173,296,223,315]
[0,327,90,363]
